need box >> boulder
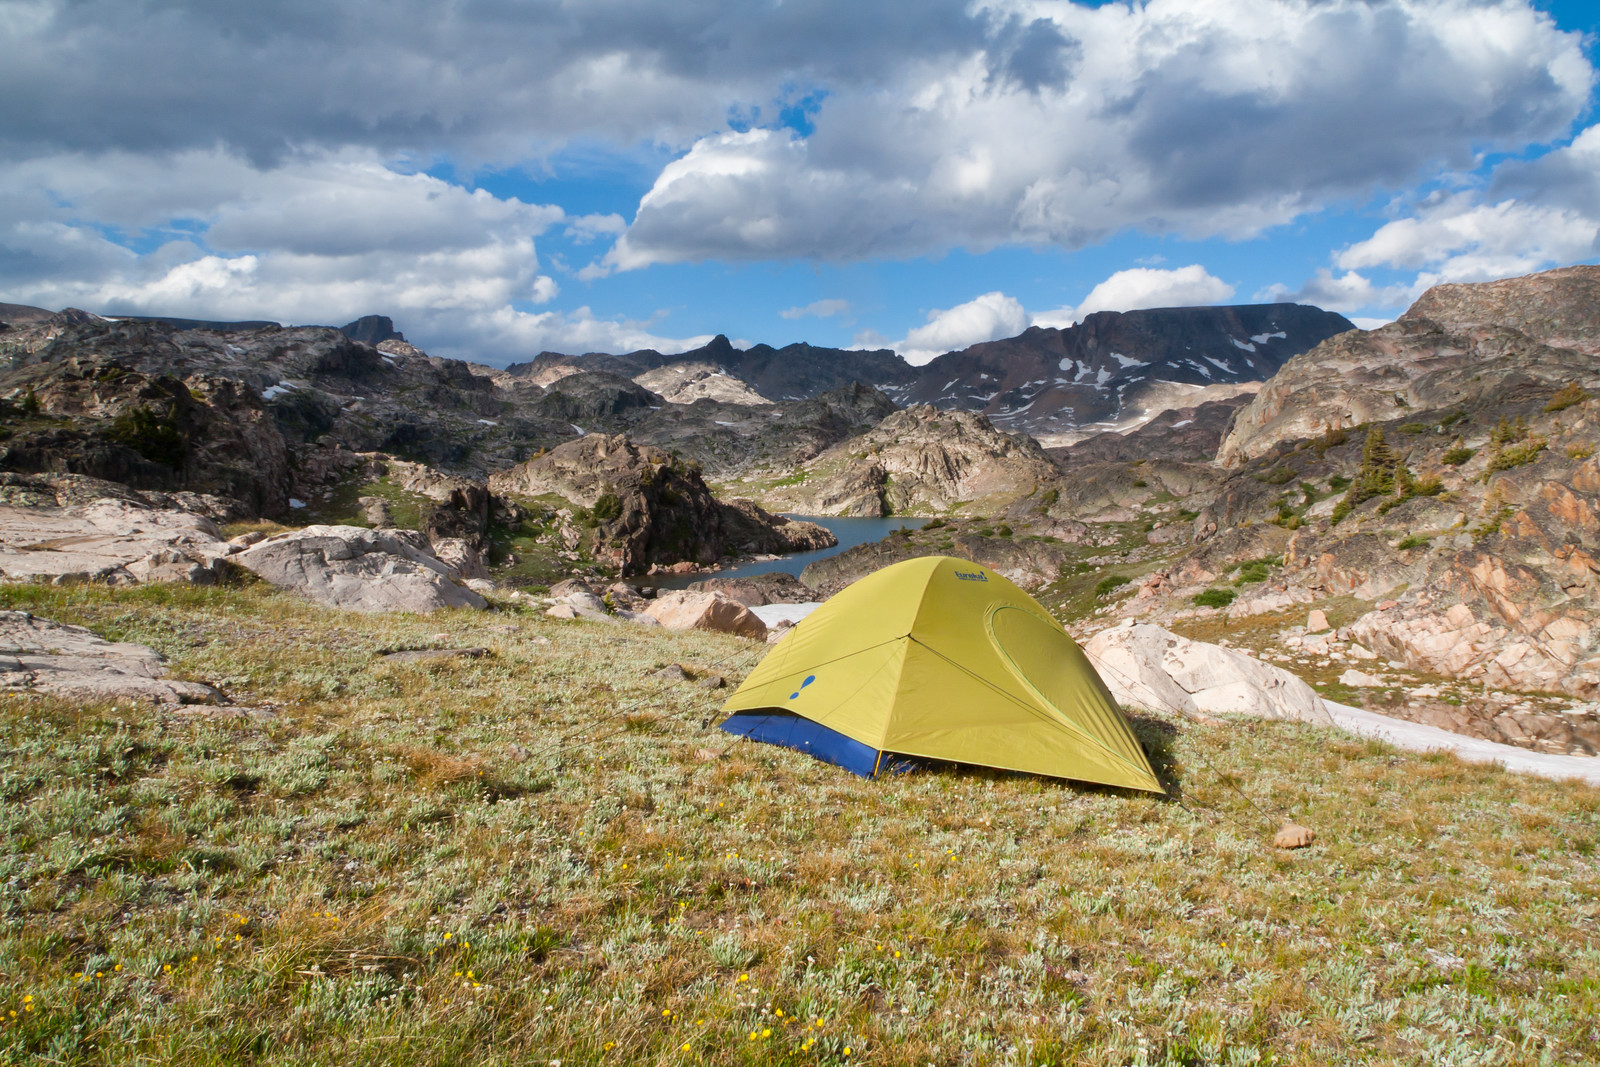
[1083,622,1333,725]
[644,590,768,640]
[0,610,223,704]
[233,525,487,613]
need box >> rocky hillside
[1122,265,1600,711]
[488,434,834,575]
[760,405,1065,517]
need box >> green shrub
[1439,410,1467,427]
[1235,559,1275,584]
[106,405,187,468]
[1398,422,1430,434]
[922,517,946,530]
[1038,488,1059,507]
[1192,588,1236,609]
[1486,438,1546,472]
[1259,466,1295,485]
[1397,534,1431,550]
[1568,444,1594,460]
[1094,574,1131,599]
[1545,381,1590,412]
[590,492,624,523]
[1330,501,1352,525]
[1442,447,1475,466]
[976,527,994,538]
[1131,479,1148,488]
[1315,425,1348,450]
[995,524,1013,538]
[1329,474,1352,491]
[1491,415,1528,447]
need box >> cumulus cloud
[1254,269,1417,314]
[1336,196,1600,279]
[780,299,851,320]
[0,148,697,361]
[0,1,979,162]
[1266,126,1600,318]
[860,291,1028,365]
[601,0,1593,267]
[1032,265,1236,328]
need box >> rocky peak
[895,302,1354,436]
[1400,265,1600,354]
[766,404,1064,517]
[338,314,405,346]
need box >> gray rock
[233,525,487,613]
[0,610,223,705]
[0,499,230,586]
[358,496,394,528]
[1084,622,1333,725]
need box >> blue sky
[2,0,1598,365]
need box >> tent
[719,555,1163,793]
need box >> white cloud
[780,298,851,320]
[1265,126,1600,319]
[1254,269,1416,314]
[863,291,1028,366]
[1336,196,1600,282]
[0,147,708,361]
[564,213,627,243]
[1030,265,1236,328]
[599,0,1593,267]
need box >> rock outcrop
[489,434,834,575]
[1084,623,1334,725]
[0,610,223,704]
[0,498,234,585]
[233,525,487,613]
[769,406,1065,517]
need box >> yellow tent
[719,555,1162,793]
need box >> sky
[1,0,1598,367]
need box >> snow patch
[1229,337,1257,353]
[477,419,498,425]
[1251,331,1287,344]
[1109,352,1147,368]
[260,380,295,401]
[1170,419,1193,428]
[570,424,586,435]
[1203,355,1235,374]
[288,498,307,509]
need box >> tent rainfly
[719,556,1163,793]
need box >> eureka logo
[789,675,816,700]
[953,569,988,582]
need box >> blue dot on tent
[789,674,816,700]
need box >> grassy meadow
[1,581,1597,1065]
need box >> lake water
[653,514,929,588]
